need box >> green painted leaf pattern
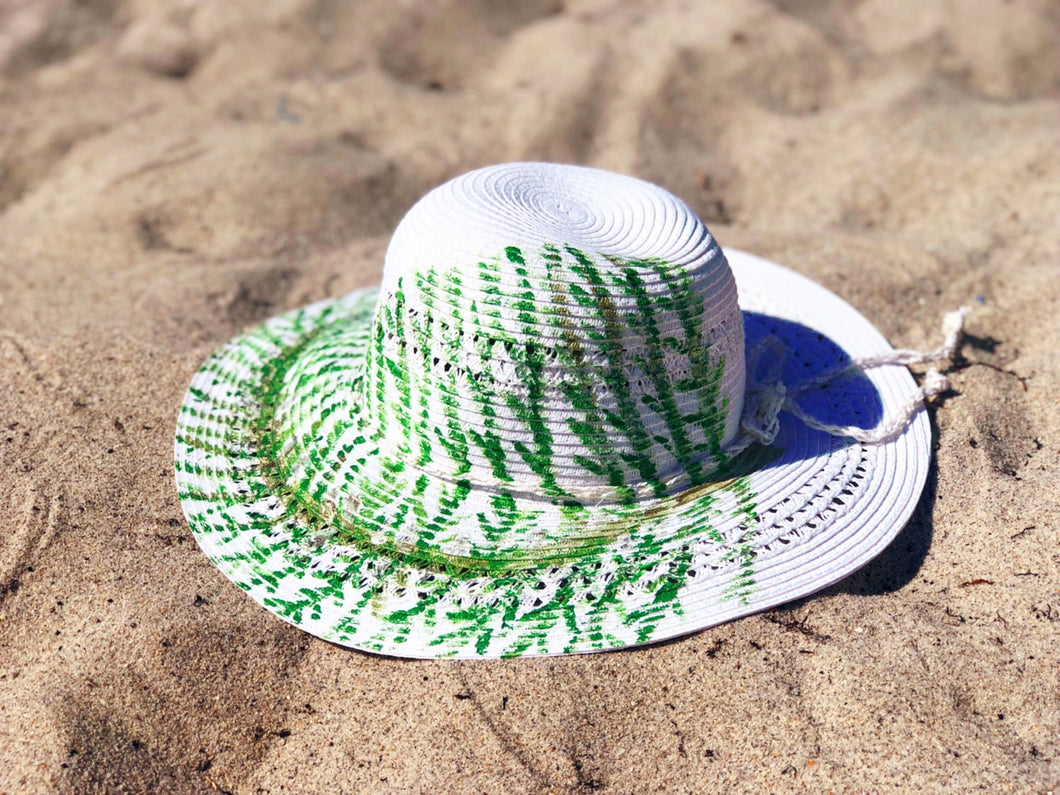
[175,246,777,658]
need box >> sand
[1,0,1058,792]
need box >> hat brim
[175,249,930,658]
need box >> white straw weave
[175,163,936,658]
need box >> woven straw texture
[175,164,930,659]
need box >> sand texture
[1,0,1058,792]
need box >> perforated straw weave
[175,163,935,659]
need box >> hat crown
[363,163,745,502]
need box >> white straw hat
[175,163,961,659]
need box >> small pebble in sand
[117,16,198,79]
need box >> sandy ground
[1,1,1058,792]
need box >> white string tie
[736,306,970,448]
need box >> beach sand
[1,1,1058,791]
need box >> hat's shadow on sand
[741,313,934,599]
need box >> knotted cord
[737,306,970,447]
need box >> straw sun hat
[175,163,964,659]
